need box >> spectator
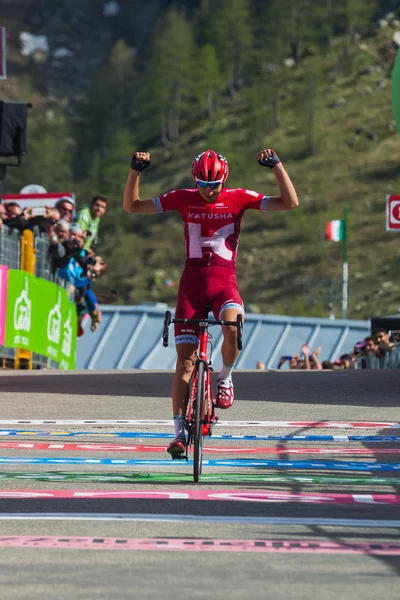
[0,203,7,230]
[301,344,323,370]
[278,354,302,369]
[339,353,352,369]
[322,360,335,370]
[372,328,394,357]
[362,336,377,356]
[256,360,265,370]
[57,224,102,336]
[76,195,108,252]
[54,219,71,243]
[55,197,75,223]
[4,206,61,234]
[4,202,22,217]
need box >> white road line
[0,514,398,527]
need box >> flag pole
[342,206,349,319]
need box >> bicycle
[162,310,243,482]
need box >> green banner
[5,270,76,369]
[392,48,400,133]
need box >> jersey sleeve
[153,189,184,213]
[237,189,270,211]
[77,208,91,230]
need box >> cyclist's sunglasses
[196,179,223,190]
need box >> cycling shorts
[174,266,244,344]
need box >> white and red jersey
[153,187,269,268]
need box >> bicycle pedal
[170,451,188,461]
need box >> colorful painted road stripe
[2,430,400,442]
[1,441,399,455]
[0,420,398,429]
[0,489,398,504]
[0,472,399,485]
[0,536,399,554]
[0,514,399,527]
[0,456,398,470]
[0,419,398,428]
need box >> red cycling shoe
[167,436,186,459]
[215,378,234,409]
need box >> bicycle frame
[186,321,214,439]
[162,310,243,481]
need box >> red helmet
[191,150,229,185]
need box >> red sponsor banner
[0,28,6,80]
[386,194,400,230]
[0,265,8,345]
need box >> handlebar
[162,310,243,350]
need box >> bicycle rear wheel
[193,361,205,482]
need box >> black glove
[258,150,281,169]
[131,155,151,171]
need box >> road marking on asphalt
[0,420,398,428]
[0,472,399,485]
[0,536,399,554]
[1,431,399,442]
[0,441,399,455]
[0,456,397,470]
[0,489,398,504]
[0,514,399,527]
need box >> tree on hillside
[141,7,196,144]
[336,0,379,42]
[73,40,136,179]
[194,44,225,121]
[296,61,322,156]
[101,128,135,237]
[200,0,255,95]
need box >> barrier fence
[0,226,76,370]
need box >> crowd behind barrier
[0,195,112,369]
[270,328,400,371]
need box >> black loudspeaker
[0,101,28,157]
[370,316,400,333]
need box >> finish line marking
[0,514,399,527]
[0,420,398,429]
[0,456,398,470]
[1,472,400,485]
[2,431,400,443]
[0,536,399,554]
[0,442,399,456]
[0,489,398,504]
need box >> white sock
[218,363,234,381]
[173,415,185,439]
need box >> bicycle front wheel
[193,361,206,482]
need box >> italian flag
[325,219,344,242]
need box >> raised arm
[122,151,157,214]
[257,149,299,211]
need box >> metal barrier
[353,344,400,369]
[0,226,61,369]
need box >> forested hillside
[1,0,400,319]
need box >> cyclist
[123,148,299,458]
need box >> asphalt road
[0,369,399,600]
